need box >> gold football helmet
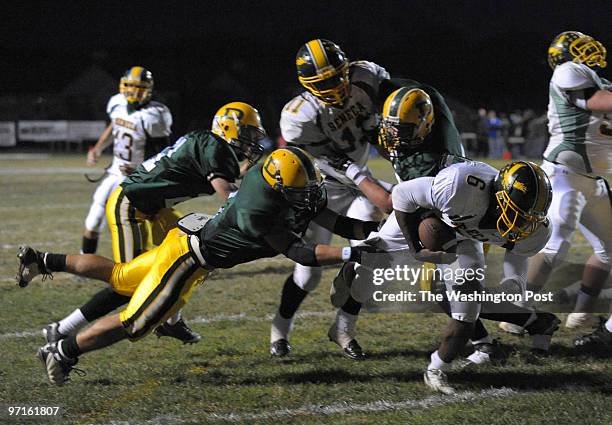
[296,39,350,106]
[493,161,552,242]
[379,88,434,155]
[119,66,154,106]
[547,31,607,70]
[212,102,266,164]
[262,147,324,211]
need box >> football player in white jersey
[503,32,612,333]
[388,160,557,393]
[270,39,393,359]
[82,66,172,257]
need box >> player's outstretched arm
[87,123,113,166]
[210,177,238,201]
[586,89,612,112]
[312,208,380,240]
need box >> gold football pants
[106,186,183,262]
[111,228,208,340]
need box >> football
[418,215,457,252]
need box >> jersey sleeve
[350,61,390,87]
[391,177,435,213]
[280,95,326,144]
[552,62,602,91]
[205,141,240,183]
[142,102,173,137]
[509,220,552,256]
[426,87,465,156]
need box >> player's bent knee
[541,239,571,268]
[293,265,322,292]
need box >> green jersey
[384,78,465,181]
[197,164,326,268]
[122,130,240,215]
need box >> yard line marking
[95,388,517,424]
[0,311,336,340]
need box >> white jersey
[280,61,390,186]
[392,161,551,256]
[106,94,173,177]
[544,62,612,174]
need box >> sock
[44,253,67,272]
[80,287,131,322]
[341,295,362,315]
[428,350,452,371]
[332,309,358,348]
[81,236,98,254]
[166,311,182,325]
[606,317,612,333]
[470,319,489,343]
[278,274,309,319]
[59,335,81,359]
[271,311,293,343]
[574,289,599,313]
[57,309,88,335]
[480,311,533,327]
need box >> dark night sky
[1,0,609,134]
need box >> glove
[344,245,386,264]
[413,248,457,264]
[325,152,371,185]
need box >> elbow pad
[286,241,319,266]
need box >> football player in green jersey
[21,102,266,347]
[17,147,383,385]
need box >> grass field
[0,154,610,425]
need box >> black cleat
[270,339,292,358]
[342,339,366,360]
[154,319,201,344]
[574,318,612,350]
[43,322,66,345]
[525,312,561,353]
[16,246,52,288]
[37,342,83,386]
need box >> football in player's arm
[17,147,383,385]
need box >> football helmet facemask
[262,147,325,212]
[119,66,154,107]
[493,161,552,242]
[212,102,266,164]
[296,39,350,106]
[379,88,434,156]
[547,31,607,70]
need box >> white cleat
[424,369,456,395]
[498,321,526,335]
[565,313,599,329]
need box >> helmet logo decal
[513,181,527,193]
[223,107,244,120]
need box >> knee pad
[292,264,322,292]
[84,202,107,233]
[542,239,571,268]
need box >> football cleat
[424,369,456,395]
[270,339,292,358]
[498,321,526,336]
[327,325,365,360]
[565,312,599,329]
[574,318,612,350]
[16,246,52,288]
[154,319,201,344]
[36,342,82,386]
[43,322,66,345]
[525,312,561,353]
[455,340,507,369]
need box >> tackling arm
[586,89,612,112]
[312,207,380,240]
[210,177,238,201]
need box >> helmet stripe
[286,146,316,183]
[387,87,411,118]
[130,66,143,80]
[306,40,328,72]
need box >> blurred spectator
[500,112,511,158]
[524,111,549,159]
[487,110,504,158]
[475,108,489,158]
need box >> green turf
[0,154,610,425]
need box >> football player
[388,160,558,393]
[501,32,611,333]
[17,147,382,385]
[23,102,266,346]
[271,39,393,359]
[82,66,172,257]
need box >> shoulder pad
[106,94,125,115]
[552,62,598,91]
[280,94,325,143]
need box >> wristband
[346,163,371,185]
[341,246,352,262]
